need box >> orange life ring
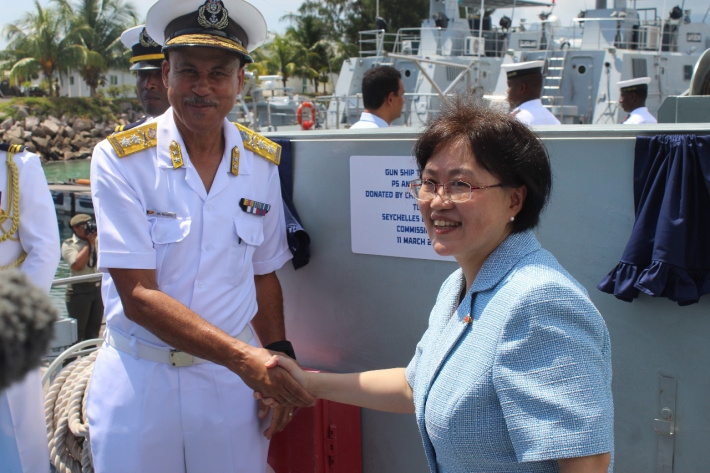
[296,101,316,130]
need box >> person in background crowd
[0,269,58,392]
[502,60,561,126]
[87,0,313,472]
[0,142,60,473]
[116,24,170,132]
[262,98,613,473]
[61,213,103,341]
[618,77,657,124]
[350,65,405,129]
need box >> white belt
[105,324,254,367]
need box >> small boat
[49,179,94,215]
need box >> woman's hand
[257,354,311,405]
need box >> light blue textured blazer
[406,231,614,473]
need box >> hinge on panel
[654,374,677,473]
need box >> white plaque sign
[350,155,454,262]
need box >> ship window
[69,76,74,85]
[404,70,412,78]
[578,65,587,74]
[632,58,648,78]
[683,65,692,81]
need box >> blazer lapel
[421,291,473,399]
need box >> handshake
[246,341,411,438]
[249,350,314,439]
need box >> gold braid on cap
[0,145,28,269]
[130,53,164,64]
[165,34,249,56]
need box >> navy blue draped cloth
[598,134,710,305]
[275,139,311,269]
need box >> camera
[83,221,97,234]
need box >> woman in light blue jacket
[264,98,614,473]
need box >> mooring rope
[45,351,97,473]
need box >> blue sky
[3,1,709,49]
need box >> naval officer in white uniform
[118,24,171,126]
[502,60,561,126]
[0,143,60,473]
[617,77,657,124]
[87,1,313,472]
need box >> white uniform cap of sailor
[617,77,651,91]
[120,25,164,71]
[145,0,267,64]
[501,60,545,79]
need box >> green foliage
[0,97,141,122]
[54,0,137,97]
[259,0,429,89]
[1,0,137,98]
[1,0,86,97]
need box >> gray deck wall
[270,124,710,473]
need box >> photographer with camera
[61,213,104,341]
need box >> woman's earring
[510,216,515,222]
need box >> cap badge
[198,0,229,30]
[139,29,160,48]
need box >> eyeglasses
[409,179,503,203]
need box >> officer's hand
[257,401,296,439]
[237,345,314,407]
[87,232,98,245]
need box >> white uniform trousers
[87,339,270,473]
[0,369,51,473]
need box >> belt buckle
[169,350,194,367]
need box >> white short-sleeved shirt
[349,112,389,129]
[511,99,561,126]
[0,148,60,291]
[0,147,58,473]
[90,110,291,346]
[622,107,657,124]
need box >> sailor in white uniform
[0,143,60,473]
[118,24,170,128]
[502,60,561,126]
[617,77,658,124]
[87,1,313,472]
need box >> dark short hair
[622,87,648,102]
[361,65,402,110]
[413,96,552,232]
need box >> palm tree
[285,15,329,94]
[54,0,137,97]
[251,35,299,89]
[1,1,84,97]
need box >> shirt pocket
[149,217,191,285]
[225,213,265,286]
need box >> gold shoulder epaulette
[233,122,281,165]
[108,122,158,158]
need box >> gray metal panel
[270,124,710,473]
[658,96,710,123]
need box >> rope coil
[45,350,98,473]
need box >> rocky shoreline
[0,101,144,162]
